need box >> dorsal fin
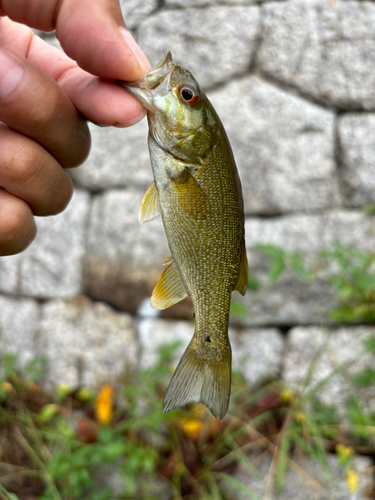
[235,238,248,295]
[139,181,161,224]
[151,258,188,310]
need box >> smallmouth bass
[124,53,247,420]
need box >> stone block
[119,0,157,30]
[283,326,375,419]
[137,6,260,88]
[39,297,138,390]
[70,120,152,191]
[258,0,375,110]
[338,113,375,207]
[208,76,339,215]
[165,0,257,5]
[85,188,170,312]
[0,295,40,369]
[0,190,90,299]
[138,318,193,369]
[231,327,284,386]
[233,210,375,326]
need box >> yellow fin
[163,337,232,421]
[138,181,160,224]
[151,258,188,310]
[173,170,209,219]
[235,238,248,296]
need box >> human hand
[0,0,151,255]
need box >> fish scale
[124,52,247,420]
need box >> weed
[1,243,375,498]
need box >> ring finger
[0,123,74,216]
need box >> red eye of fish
[179,85,199,105]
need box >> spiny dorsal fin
[163,339,232,421]
[151,258,188,310]
[139,181,161,224]
[235,238,248,296]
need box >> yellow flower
[57,383,70,399]
[280,388,294,404]
[38,403,59,423]
[294,411,306,424]
[181,418,203,438]
[336,444,354,459]
[0,381,13,393]
[346,467,358,494]
[77,387,94,402]
[95,384,113,425]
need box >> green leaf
[352,367,375,386]
[268,259,286,282]
[98,426,113,443]
[217,473,261,500]
[38,403,59,423]
[105,441,127,461]
[256,244,287,282]
[363,336,375,354]
[25,356,47,382]
[347,396,374,438]
[362,204,375,215]
[0,485,19,500]
[91,487,115,500]
[230,300,247,320]
[3,352,17,376]
[247,272,261,291]
[275,432,290,491]
[289,252,311,277]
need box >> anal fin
[151,258,188,310]
[235,238,248,296]
[139,181,160,224]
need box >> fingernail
[120,28,152,74]
[0,50,24,99]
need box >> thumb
[56,0,151,81]
[1,0,151,81]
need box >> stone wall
[1,0,375,436]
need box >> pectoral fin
[173,170,209,219]
[235,238,248,295]
[151,258,188,310]
[139,181,161,224]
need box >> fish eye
[179,85,199,105]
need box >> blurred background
[1,0,375,499]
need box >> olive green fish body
[124,53,247,420]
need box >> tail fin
[163,342,231,420]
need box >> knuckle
[0,197,36,255]
[2,139,41,185]
[43,174,73,216]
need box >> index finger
[0,0,150,81]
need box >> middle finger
[0,46,90,169]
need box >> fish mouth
[122,52,175,112]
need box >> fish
[124,52,247,420]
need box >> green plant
[319,243,375,323]
[238,242,375,325]
[2,242,375,499]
